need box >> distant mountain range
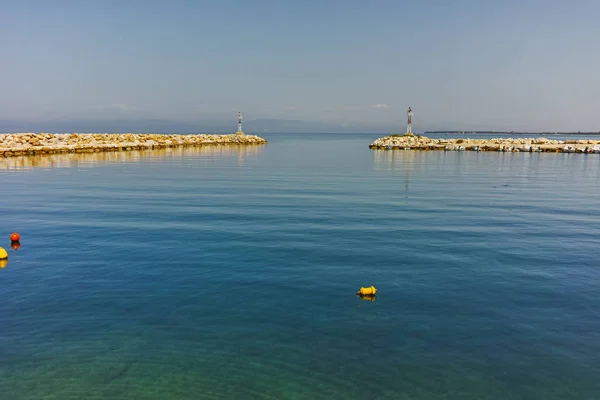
[0,118,402,134]
[5,119,592,135]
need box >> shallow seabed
[1,134,599,399]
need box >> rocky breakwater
[0,133,267,157]
[369,134,600,154]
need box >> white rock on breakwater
[0,133,267,157]
[369,134,600,153]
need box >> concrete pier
[0,133,267,158]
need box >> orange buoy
[10,232,20,242]
[356,286,377,296]
[11,241,20,251]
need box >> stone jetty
[369,134,600,154]
[0,133,267,158]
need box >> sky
[1,0,600,131]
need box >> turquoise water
[1,134,600,399]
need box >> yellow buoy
[356,286,377,295]
[0,246,7,260]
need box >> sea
[0,133,599,399]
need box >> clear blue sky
[2,0,600,131]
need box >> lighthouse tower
[407,107,413,135]
[236,112,244,135]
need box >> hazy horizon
[2,117,599,135]
[2,0,600,132]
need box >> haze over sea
[1,133,599,399]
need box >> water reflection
[11,241,20,251]
[357,294,377,302]
[0,259,6,269]
[373,148,600,190]
[0,145,265,171]
[373,150,423,192]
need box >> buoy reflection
[358,294,377,302]
[0,259,7,269]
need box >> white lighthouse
[407,107,413,135]
[236,112,244,135]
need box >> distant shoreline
[425,131,600,135]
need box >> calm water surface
[1,133,599,399]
